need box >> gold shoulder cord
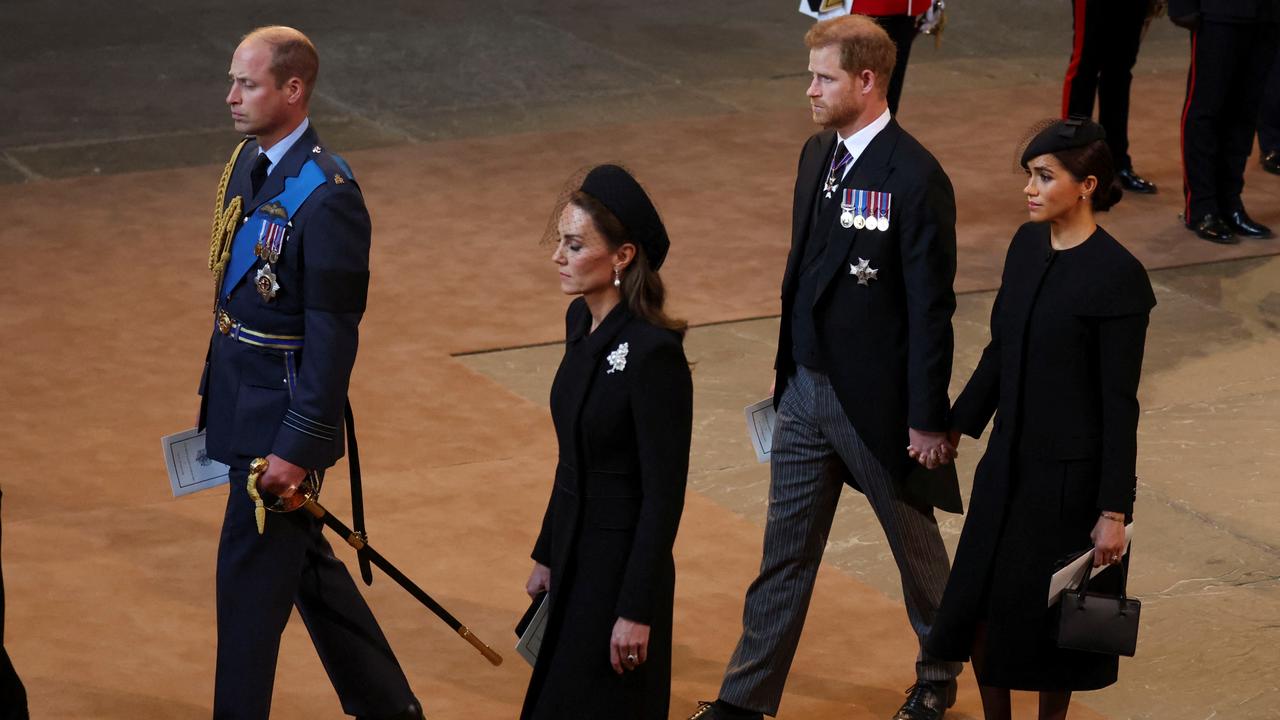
[208,138,250,305]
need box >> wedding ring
[626,653,637,663]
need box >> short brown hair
[804,15,896,97]
[243,26,319,103]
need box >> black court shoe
[360,700,425,720]
[688,700,764,720]
[1228,209,1274,239]
[1187,213,1239,244]
[1117,167,1157,194]
[892,680,957,720]
[1262,150,1280,176]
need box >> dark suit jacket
[775,119,960,511]
[524,298,692,720]
[198,125,371,471]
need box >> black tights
[972,623,1072,720]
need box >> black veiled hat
[1020,116,1108,168]
[579,164,670,271]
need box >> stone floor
[1,1,1278,718]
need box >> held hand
[526,562,551,599]
[609,617,650,675]
[906,428,957,469]
[257,453,307,497]
[1090,513,1127,568]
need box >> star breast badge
[849,257,879,286]
[606,342,630,374]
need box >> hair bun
[1094,176,1123,213]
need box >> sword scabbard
[458,626,504,666]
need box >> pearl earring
[613,266,622,288]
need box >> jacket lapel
[563,302,632,482]
[812,120,900,304]
[782,131,838,297]
[246,125,319,212]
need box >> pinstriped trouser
[718,367,960,716]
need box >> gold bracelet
[1100,511,1124,522]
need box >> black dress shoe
[1117,167,1157,194]
[688,700,764,720]
[1187,214,1238,244]
[1228,209,1274,238]
[892,680,957,720]
[1262,150,1280,176]
[359,700,424,720]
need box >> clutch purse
[1056,558,1140,657]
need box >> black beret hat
[580,164,670,271]
[1020,117,1108,168]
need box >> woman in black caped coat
[521,165,693,720]
[924,119,1155,720]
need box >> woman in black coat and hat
[521,165,693,720]
[923,119,1156,720]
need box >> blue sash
[221,159,327,298]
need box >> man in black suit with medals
[1170,0,1278,242]
[689,14,960,720]
[198,26,422,719]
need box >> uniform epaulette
[309,145,356,187]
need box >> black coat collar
[568,299,632,360]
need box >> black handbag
[1056,559,1141,657]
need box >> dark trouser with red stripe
[1062,0,1148,171]
[868,14,918,116]
[1260,47,1280,154]
[1180,20,1279,220]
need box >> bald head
[240,26,319,104]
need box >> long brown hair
[569,190,687,338]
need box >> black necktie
[250,153,270,198]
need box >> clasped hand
[258,453,307,496]
[907,428,961,469]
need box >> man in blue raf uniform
[196,26,423,720]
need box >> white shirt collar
[836,108,892,175]
[257,117,310,174]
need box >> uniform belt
[215,309,304,351]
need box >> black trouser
[214,469,416,719]
[1180,20,1279,220]
[870,14,918,116]
[1259,45,1280,153]
[1062,0,1149,170]
[0,490,30,720]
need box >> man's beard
[818,98,860,129]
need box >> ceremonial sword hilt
[246,458,322,535]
